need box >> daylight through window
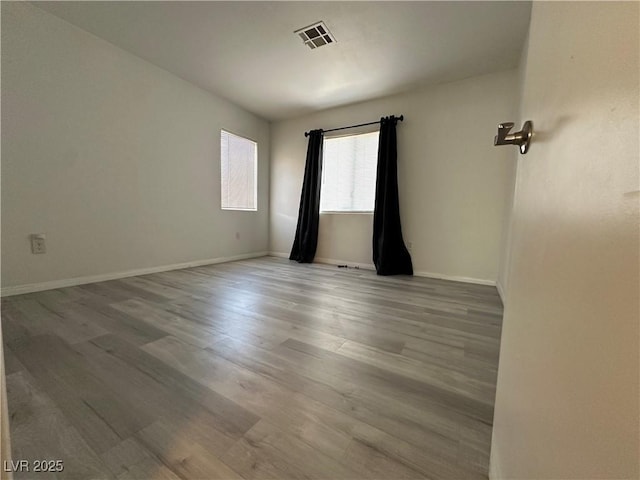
[320,131,379,213]
[221,130,257,211]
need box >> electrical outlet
[407,241,413,252]
[30,234,46,254]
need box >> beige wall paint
[270,70,518,283]
[491,2,639,478]
[1,2,270,291]
[496,34,530,302]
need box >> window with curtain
[320,130,379,213]
[220,130,257,211]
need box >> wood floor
[2,257,503,480]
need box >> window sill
[320,211,373,215]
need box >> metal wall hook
[494,121,533,154]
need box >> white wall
[496,34,529,302]
[1,2,270,292]
[491,2,639,479]
[270,70,518,283]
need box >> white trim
[268,251,290,259]
[0,252,269,297]
[496,279,506,305]
[489,442,503,480]
[269,251,375,270]
[269,252,495,286]
[412,270,496,286]
[313,256,376,271]
[319,211,374,215]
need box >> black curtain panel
[290,129,324,263]
[373,116,413,275]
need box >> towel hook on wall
[494,121,533,154]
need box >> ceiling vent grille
[294,21,335,50]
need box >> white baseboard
[268,252,375,271]
[413,270,496,286]
[268,251,289,259]
[489,442,503,480]
[496,279,506,305]
[0,251,269,297]
[314,256,376,271]
[269,252,495,286]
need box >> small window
[320,131,379,213]
[221,130,257,211]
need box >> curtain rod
[304,115,404,137]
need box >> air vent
[294,21,336,50]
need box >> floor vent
[294,21,336,50]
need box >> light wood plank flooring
[2,257,503,479]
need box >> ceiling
[34,1,532,121]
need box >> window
[220,130,257,211]
[320,131,379,213]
